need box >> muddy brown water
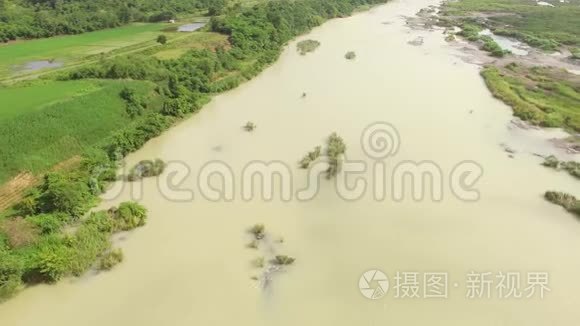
[1,0,579,325]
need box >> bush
[120,86,147,118]
[326,133,347,178]
[156,35,168,45]
[0,247,24,301]
[127,159,166,181]
[110,202,148,231]
[67,221,111,276]
[161,97,192,117]
[106,113,174,158]
[458,23,481,42]
[98,249,124,271]
[345,51,356,60]
[244,121,256,132]
[29,236,73,283]
[27,213,69,235]
[297,40,321,55]
[37,173,94,219]
[480,36,508,57]
[273,255,296,265]
[300,146,322,169]
[249,224,265,240]
[542,155,560,168]
[545,191,578,212]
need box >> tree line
[0,0,229,42]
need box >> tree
[156,34,167,45]
[208,0,228,16]
[37,173,93,219]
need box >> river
[1,0,579,325]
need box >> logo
[359,269,389,300]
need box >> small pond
[14,60,64,72]
[177,23,206,32]
[479,29,529,56]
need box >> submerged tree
[127,159,166,181]
[299,146,322,169]
[297,39,321,55]
[345,51,356,60]
[326,133,346,179]
[244,121,256,132]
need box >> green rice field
[0,23,171,79]
[0,80,159,183]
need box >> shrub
[127,159,166,181]
[29,236,73,283]
[85,211,115,233]
[458,23,481,42]
[244,121,256,132]
[561,161,580,179]
[67,221,111,276]
[98,249,124,271]
[273,255,296,265]
[161,97,192,117]
[106,113,174,158]
[326,133,347,179]
[37,173,94,219]
[0,217,40,249]
[300,146,322,169]
[110,202,148,231]
[120,86,147,118]
[156,35,168,45]
[249,224,265,240]
[27,213,69,235]
[0,246,24,301]
[345,51,356,60]
[15,189,40,216]
[545,191,578,211]
[542,155,560,168]
[480,36,508,57]
[297,40,321,55]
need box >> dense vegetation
[542,156,580,179]
[545,191,580,218]
[441,0,580,51]
[0,0,225,41]
[481,64,580,132]
[0,0,389,302]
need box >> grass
[481,64,580,132]
[442,0,580,50]
[0,23,174,79]
[0,80,100,121]
[0,80,160,184]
